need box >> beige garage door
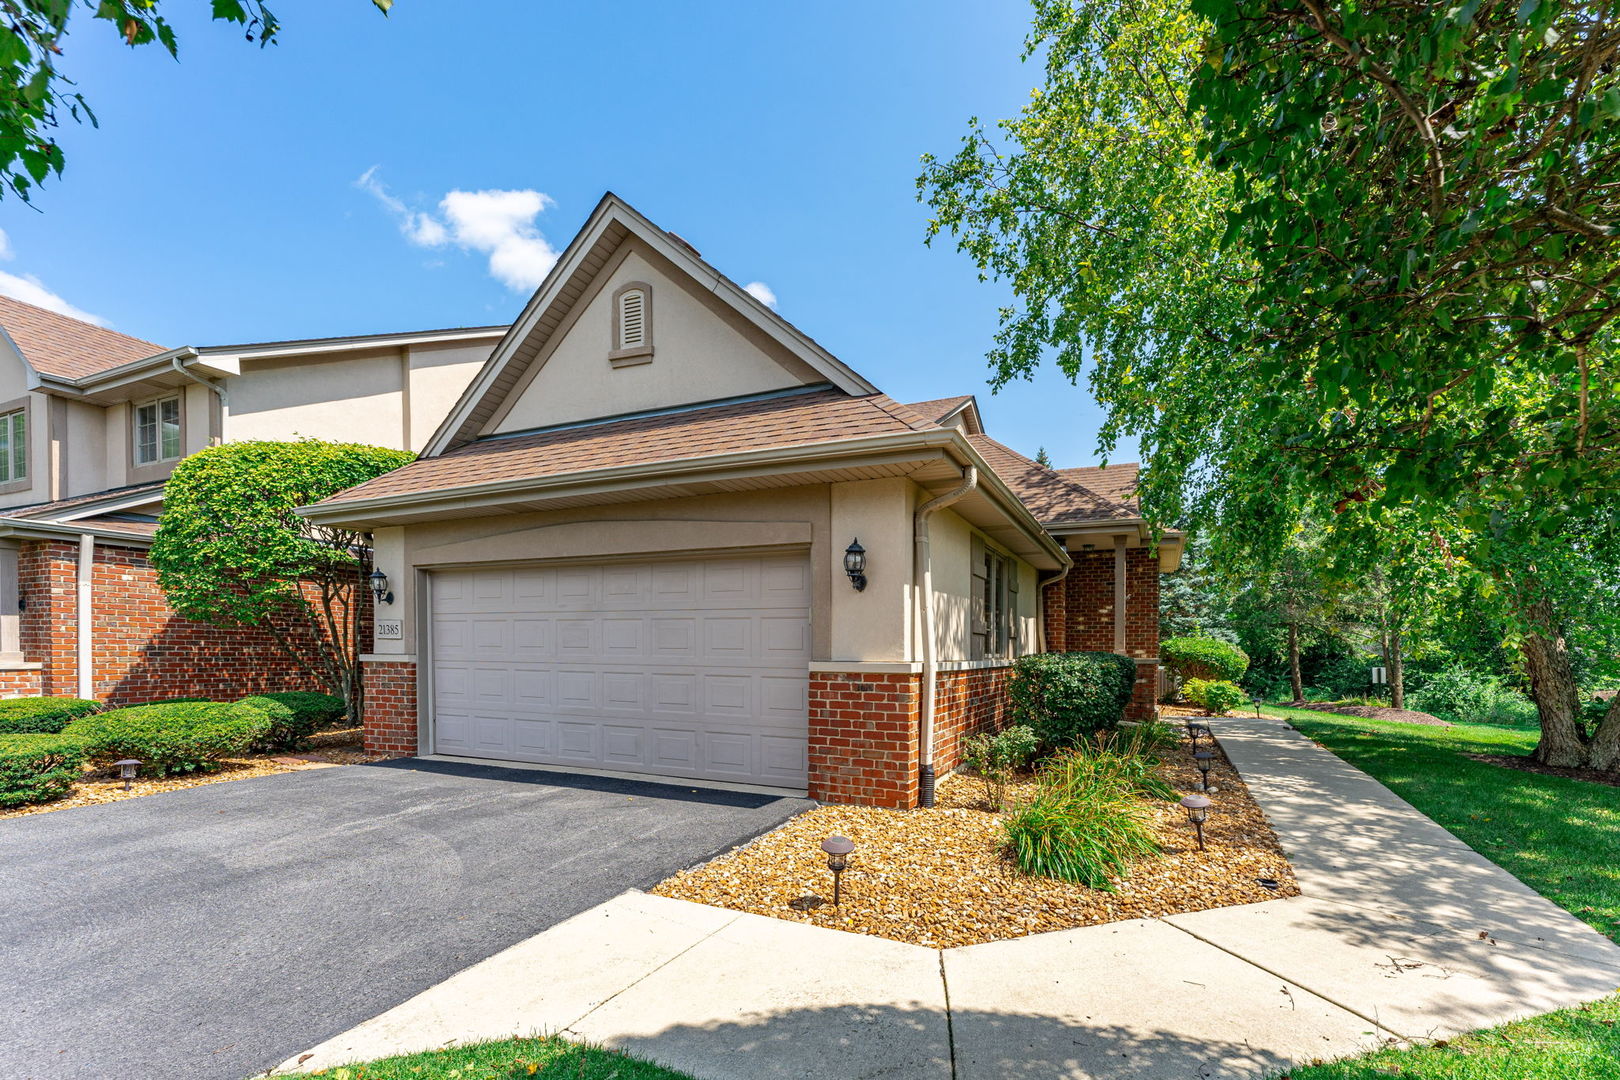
[429,553,811,788]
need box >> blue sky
[0,0,1132,467]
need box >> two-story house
[0,294,505,702]
[1,193,1179,807]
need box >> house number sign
[375,619,403,640]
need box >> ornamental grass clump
[1002,746,1162,888]
[0,696,100,735]
[66,702,270,776]
[0,733,90,807]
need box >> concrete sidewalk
[277,717,1620,1080]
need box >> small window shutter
[1008,561,1021,654]
[970,536,988,660]
[619,289,646,348]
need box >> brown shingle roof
[1057,463,1140,511]
[0,294,165,380]
[320,389,936,506]
[969,436,1139,525]
[6,480,166,520]
[903,395,974,426]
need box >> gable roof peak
[421,191,880,457]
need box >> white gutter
[76,533,93,699]
[914,464,977,808]
[172,354,228,410]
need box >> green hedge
[1184,678,1248,715]
[237,691,344,751]
[1009,652,1139,747]
[1161,636,1250,683]
[0,697,100,735]
[66,702,271,776]
[0,733,90,807]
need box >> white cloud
[356,168,560,291]
[0,270,110,325]
[743,281,777,309]
[0,229,109,324]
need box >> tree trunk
[1388,627,1405,709]
[1287,621,1304,704]
[1588,695,1620,773]
[1522,599,1590,768]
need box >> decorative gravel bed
[652,726,1297,948]
[0,727,388,820]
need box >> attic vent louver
[619,288,646,348]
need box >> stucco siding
[225,349,405,447]
[487,244,817,435]
[406,341,491,451]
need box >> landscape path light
[1180,794,1212,851]
[1193,750,1216,792]
[821,835,855,905]
[114,759,141,791]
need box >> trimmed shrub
[1009,652,1139,747]
[0,733,90,807]
[236,692,343,751]
[0,696,100,735]
[1003,747,1161,888]
[66,702,271,776]
[1162,636,1250,683]
[1183,678,1248,716]
[960,724,1039,810]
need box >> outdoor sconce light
[1193,749,1215,791]
[115,759,141,791]
[821,835,855,905]
[15,587,24,612]
[1180,794,1211,851]
[843,539,867,592]
[368,568,394,605]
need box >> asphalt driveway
[0,759,809,1080]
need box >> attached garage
[428,553,812,788]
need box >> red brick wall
[932,665,1013,775]
[362,660,418,756]
[1040,545,1161,721]
[808,671,920,809]
[17,539,327,705]
[0,668,42,698]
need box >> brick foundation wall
[932,666,1013,776]
[17,539,327,705]
[362,660,418,757]
[0,668,42,697]
[808,671,920,809]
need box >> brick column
[807,670,921,808]
[362,659,418,757]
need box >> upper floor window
[0,408,25,483]
[610,282,654,365]
[135,396,181,465]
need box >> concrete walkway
[278,717,1620,1080]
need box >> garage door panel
[431,554,809,787]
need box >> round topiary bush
[1162,636,1250,683]
[1009,651,1140,748]
[0,733,90,807]
[65,702,271,776]
[0,696,101,735]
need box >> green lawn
[1276,994,1620,1079]
[1260,702,1620,946]
[280,1035,693,1079]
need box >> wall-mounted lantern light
[821,835,855,905]
[843,539,867,592]
[16,587,24,612]
[1180,794,1211,851]
[368,568,394,606]
[115,759,141,791]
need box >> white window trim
[133,394,183,466]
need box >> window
[970,537,1021,659]
[135,396,181,465]
[610,282,654,364]
[0,408,24,483]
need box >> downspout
[76,532,93,700]
[1035,559,1071,654]
[171,354,228,409]
[915,464,977,808]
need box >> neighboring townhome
[303,193,1181,808]
[0,293,506,702]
